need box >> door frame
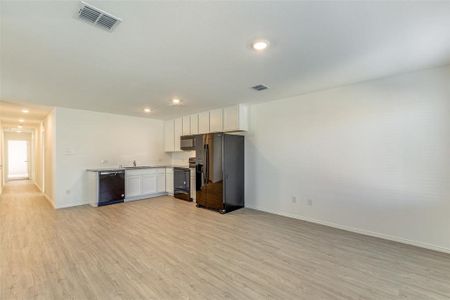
[3,131,33,182]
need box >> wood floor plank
[1,180,450,299]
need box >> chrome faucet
[133,160,137,167]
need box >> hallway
[0,181,57,296]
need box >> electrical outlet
[307,199,313,206]
[291,196,297,204]
[100,160,108,164]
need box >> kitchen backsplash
[171,151,195,166]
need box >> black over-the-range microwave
[180,135,196,150]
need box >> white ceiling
[0,101,51,131]
[1,1,449,119]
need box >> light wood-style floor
[1,181,450,300]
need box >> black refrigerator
[194,133,244,213]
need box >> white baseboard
[34,182,43,193]
[33,182,54,208]
[247,204,450,255]
[43,193,55,209]
[125,192,168,202]
[34,182,43,194]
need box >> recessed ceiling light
[252,40,269,51]
[22,109,29,113]
[18,125,23,129]
[172,98,181,105]
[19,119,24,123]
[144,107,151,113]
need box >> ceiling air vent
[251,84,269,91]
[79,1,121,31]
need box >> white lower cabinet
[165,168,174,195]
[125,175,141,198]
[141,174,157,195]
[125,168,166,201]
[157,173,166,193]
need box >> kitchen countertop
[86,165,192,172]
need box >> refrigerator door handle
[204,143,209,185]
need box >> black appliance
[180,135,196,150]
[98,170,125,206]
[195,133,244,213]
[174,167,191,201]
[189,157,196,168]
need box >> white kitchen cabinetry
[165,168,174,195]
[182,116,191,136]
[164,104,248,152]
[198,111,210,134]
[125,175,142,198]
[223,104,248,132]
[190,114,199,135]
[209,108,223,132]
[164,120,175,152]
[125,168,167,201]
[141,174,157,195]
[157,169,166,193]
[174,118,183,151]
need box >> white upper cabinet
[198,111,210,134]
[182,116,190,136]
[164,104,248,152]
[164,120,175,152]
[174,118,183,151]
[209,109,223,133]
[223,104,248,132]
[190,114,199,135]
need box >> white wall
[33,124,45,192]
[0,121,3,193]
[170,151,195,166]
[43,110,56,206]
[245,65,450,253]
[54,107,170,208]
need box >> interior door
[7,140,29,180]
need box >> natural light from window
[7,140,29,179]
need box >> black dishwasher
[174,167,191,201]
[98,170,125,206]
